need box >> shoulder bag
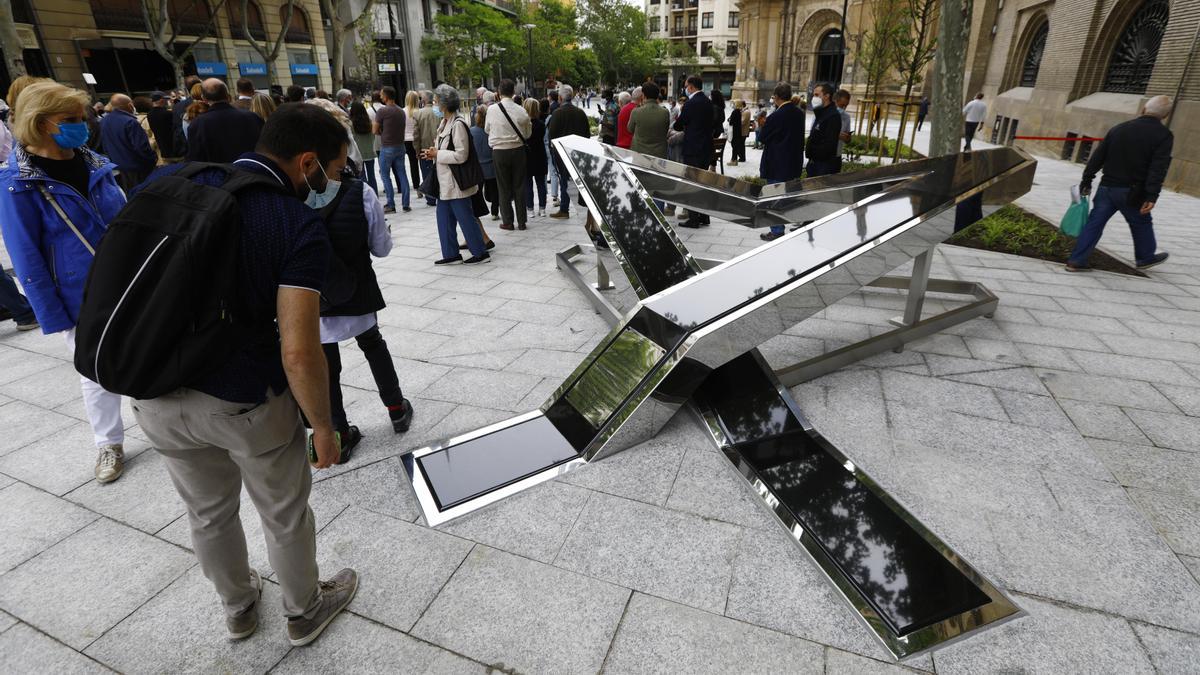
[447,117,484,192]
[497,101,533,163]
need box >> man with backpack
[86,104,358,646]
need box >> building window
[228,1,267,42]
[687,16,697,33]
[651,0,660,4]
[701,41,712,56]
[651,16,661,32]
[701,12,713,29]
[281,5,313,44]
[1103,0,1169,94]
[1019,23,1048,87]
[728,11,739,28]
[726,41,738,57]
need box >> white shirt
[319,187,392,344]
[963,99,988,123]
[484,97,532,150]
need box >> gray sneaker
[94,445,124,483]
[227,569,263,640]
[287,568,358,647]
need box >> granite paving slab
[274,613,486,674]
[1127,488,1200,557]
[438,480,591,563]
[0,400,81,458]
[558,434,687,507]
[0,518,193,649]
[603,593,825,674]
[1130,621,1200,675]
[0,623,114,674]
[554,491,743,614]
[313,506,473,631]
[0,422,153,495]
[83,566,291,674]
[0,483,97,574]
[64,449,184,535]
[411,546,629,675]
[1122,408,1200,452]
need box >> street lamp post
[837,0,849,87]
[523,23,535,97]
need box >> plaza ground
[1,122,1199,672]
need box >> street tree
[317,0,376,91]
[140,0,229,89]
[929,0,972,156]
[421,0,520,91]
[512,0,578,88]
[577,0,656,85]
[892,0,939,159]
[858,0,906,106]
[240,0,297,86]
[349,7,378,82]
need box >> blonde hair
[405,90,419,113]
[305,97,352,133]
[11,81,91,147]
[190,82,203,99]
[522,97,541,119]
[250,92,276,122]
[7,75,51,117]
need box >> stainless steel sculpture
[401,136,1036,660]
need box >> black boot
[389,399,414,433]
[336,426,362,465]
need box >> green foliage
[564,49,602,90]
[504,0,579,86]
[421,0,520,89]
[577,0,659,85]
[948,205,1068,257]
[858,0,907,99]
[843,134,920,161]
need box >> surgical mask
[433,106,444,119]
[303,160,340,209]
[52,121,90,149]
[812,98,824,109]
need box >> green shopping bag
[1060,197,1088,238]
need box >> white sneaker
[95,444,125,483]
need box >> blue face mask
[52,121,90,149]
[433,106,444,119]
[304,161,341,210]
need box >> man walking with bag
[485,79,532,231]
[1067,95,1173,271]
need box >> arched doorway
[814,29,844,84]
[1020,22,1049,87]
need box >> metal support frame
[559,243,999,389]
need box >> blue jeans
[378,146,410,209]
[1068,185,1157,266]
[525,172,547,210]
[0,271,36,324]
[766,177,788,235]
[436,196,486,259]
[419,158,436,205]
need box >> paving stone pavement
[2,135,1200,673]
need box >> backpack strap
[37,185,96,256]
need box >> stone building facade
[645,0,742,95]
[732,0,1200,194]
[2,0,333,96]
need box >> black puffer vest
[318,178,387,317]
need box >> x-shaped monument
[401,136,1037,661]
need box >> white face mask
[812,98,824,109]
[304,160,341,210]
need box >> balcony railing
[231,25,268,41]
[93,8,209,35]
[284,28,312,43]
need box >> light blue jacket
[0,145,125,333]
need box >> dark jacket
[548,102,591,169]
[318,179,385,317]
[759,102,806,182]
[147,106,176,158]
[171,96,192,157]
[0,146,125,334]
[806,104,841,163]
[527,116,548,176]
[673,91,714,163]
[185,101,264,163]
[918,99,930,117]
[1083,115,1174,202]
[99,109,157,174]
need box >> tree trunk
[320,0,345,91]
[929,0,972,157]
[0,0,27,82]
[173,60,186,90]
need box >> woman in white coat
[421,84,489,265]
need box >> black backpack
[74,163,285,399]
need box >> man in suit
[759,82,806,241]
[186,78,265,163]
[233,78,255,110]
[673,75,714,228]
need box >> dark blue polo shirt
[134,153,330,403]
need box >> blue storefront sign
[239,62,268,76]
[195,61,228,76]
[290,63,318,76]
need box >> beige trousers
[132,387,321,619]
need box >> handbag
[497,101,534,163]
[418,161,438,196]
[447,118,484,192]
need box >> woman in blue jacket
[0,81,129,483]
